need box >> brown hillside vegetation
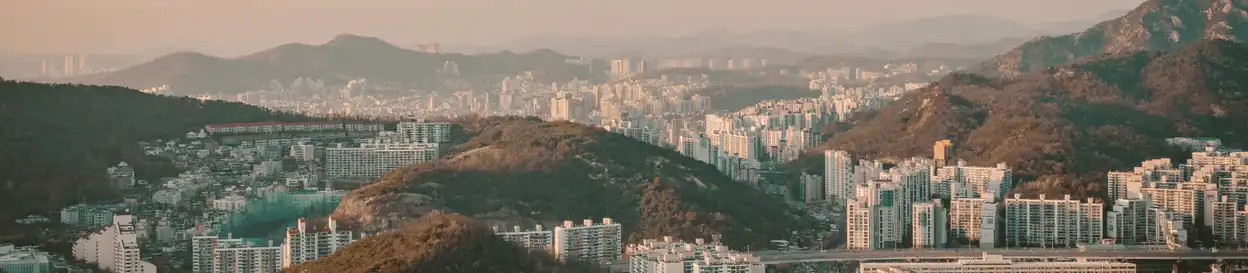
[818,39,1248,199]
[332,116,809,249]
[285,212,603,273]
[979,0,1248,77]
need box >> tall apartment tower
[824,150,856,205]
[281,218,360,268]
[912,200,947,248]
[553,218,622,264]
[72,215,143,273]
[845,179,903,249]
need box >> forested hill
[0,80,309,219]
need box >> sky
[1,0,1145,56]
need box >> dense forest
[285,212,603,273]
[814,39,1248,200]
[333,116,811,249]
[0,81,310,220]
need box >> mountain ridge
[74,34,604,95]
[816,38,1248,199]
[978,0,1248,77]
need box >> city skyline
[2,0,1144,55]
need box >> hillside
[0,81,309,219]
[332,116,808,249]
[818,39,1248,199]
[75,34,604,95]
[285,212,601,273]
[979,0,1248,77]
[690,85,820,112]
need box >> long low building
[859,253,1136,273]
[204,122,383,135]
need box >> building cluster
[323,121,450,179]
[858,253,1136,273]
[1106,142,1248,247]
[626,237,764,273]
[492,218,622,264]
[191,217,361,273]
[818,140,1111,249]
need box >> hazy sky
[2,0,1144,56]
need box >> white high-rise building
[1003,194,1103,247]
[553,218,622,264]
[493,225,553,252]
[192,235,282,273]
[824,150,855,205]
[912,200,947,248]
[72,215,143,273]
[859,254,1136,273]
[324,140,439,178]
[846,179,903,249]
[627,237,763,273]
[934,160,1011,200]
[1106,199,1158,245]
[396,121,452,143]
[948,197,994,246]
[282,218,359,268]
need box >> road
[752,248,1248,264]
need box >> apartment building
[627,237,763,273]
[824,150,855,205]
[1002,194,1103,247]
[948,195,998,246]
[553,218,623,264]
[192,235,282,273]
[846,179,903,249]
[282,218,359,268]
[493,225,554,252]
[396,121,452,143]
[107,161,136,190]
[72,215,143,273]
[0,245,53,273]
[324,140,439,178]
[912,200,947,248]
[859,254,1136,273]
[60,204,126,228]
[933,160,1011,200]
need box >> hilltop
[332,116,809,249]
[285,212,602,273]
[979,0,1248,77]
[817,39,1248,199]
[0,81,310,220]
[74,34,604,95]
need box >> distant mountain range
[72,34,606,95]
[460,12,1135,60]
[979,0,1248,77]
